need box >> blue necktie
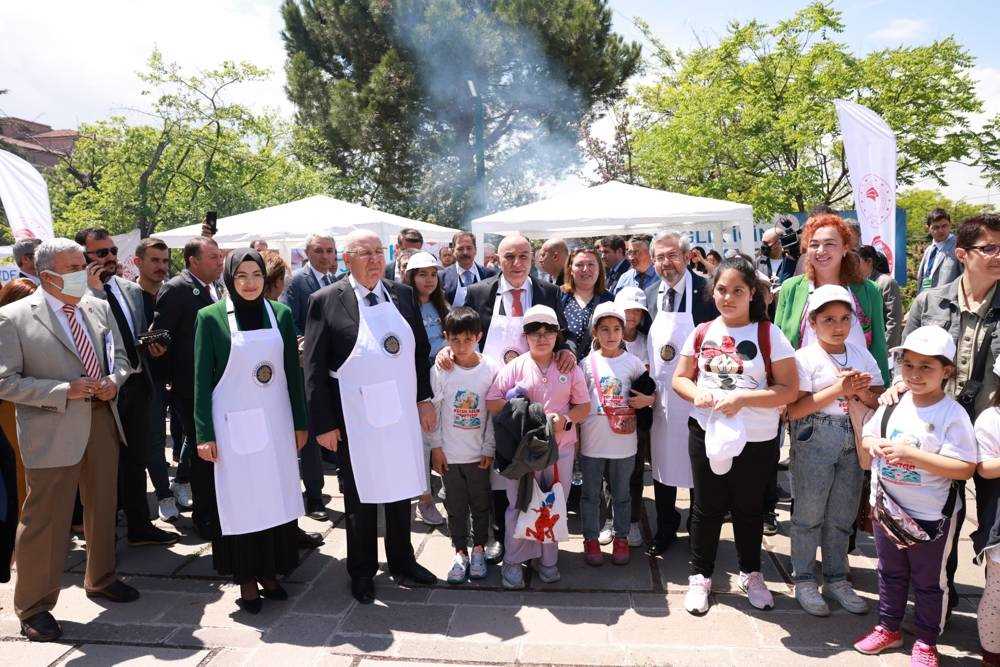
[925,246,939,276]
[365,292,379,307]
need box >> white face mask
[43,269,88,299]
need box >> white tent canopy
[155,195,457,252]
[471,181,755,254]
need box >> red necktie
[62,304,103,379]
[511,288,524,317]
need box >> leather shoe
[127,523,180,546]
[351,577,375,604]
[304,498,329,521]
[646,538,675,557]
[86,580,140,603]
[236,596,263,615]
[390,562,436,586]
[260,583,288,601]
[20,611,62,642]
[297,527,323,549]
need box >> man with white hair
[12,238,42,285]
[304,229,437,604]
[0,238,137,642]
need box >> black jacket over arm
[462,275,576,358]
[303,278,431,438]
[151,270,216,398]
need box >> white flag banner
[0,148,54,240]
[833,99,897,269]
[113,229,142,281]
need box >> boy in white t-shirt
[428,307,500,584]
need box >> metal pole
[467,79,486,230]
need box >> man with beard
[440,231,497,307]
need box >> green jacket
[194,299,307,443]
[774,274,891,386]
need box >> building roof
[32,129,78,139]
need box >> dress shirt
[656,271,690,313]
[104,278,136,336]
[349,274,390,306]
[43,291,97,354]
[309,264,333,287]
[191,274,219,302]
[498,275,533,315]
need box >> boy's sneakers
[447,551,469,584]
[501,563,525,590]
[822,580,869,614]
[762,513,779,536]
[794,581,830,617]
[739,571,774,610]
[584,538,603,566]
[598,519,614,545]
[469,546,488,579]
[684,574,712,615]
[611,537,630,565]
[532,559,560,583]
[170,482,193,510]
[853,625,903,655]
[416,501,445,526]
[627,522,643,547]
[910,641,939,666]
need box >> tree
[580,99,648,185]
[633,2,984,222]
[281,0,641,225]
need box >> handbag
[588,354,636,436]
[513,461,569,543]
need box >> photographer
[757,219,798,287]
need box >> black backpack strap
[880,401,898,438]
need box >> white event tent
[471,181,756,254]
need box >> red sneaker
[910,640,939,667]
[611,537,630,565]
[584,538,603,566]
[853,625,903,655]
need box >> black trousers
[688,418,778,577]
[945,480,967,607]
[116,374,152,530]
[492,490,507,544]
[628,430,650,520]
[338,442,415,580]
[174,392,218,535]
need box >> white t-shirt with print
[624,331,648,366]
[795,341,884,417]
[427,354,500,464]
[579,350,646,459]
[863,394,977,521]
[681,318,796,442]
[974,407,1000,563]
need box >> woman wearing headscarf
[194,249,308,614]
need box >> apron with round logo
[212,299,304,535]
[336,291,427,504]
[648,272,696,489]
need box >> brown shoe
[20,611,62,642]
[86,580,140,603]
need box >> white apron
[482,290,529,490]
[336,293,427,504]
[212,299,304,536]
[648,272,696,489]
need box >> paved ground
[0,449,987,666]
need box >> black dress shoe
[646,535,676,557]
[236,596,263,614]
[20,611,62,642]
[260,583,288,601]
[304,498,329,521]
[351,577,375,604]
[297,527,323,549]
[86,580,140,603]
[390,562,436,586]
[127,524,180,546]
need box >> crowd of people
[0,209,998,667]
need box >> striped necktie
[61,304,103,379]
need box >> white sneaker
[447,552,469,584]
[158,497,180,523]
[627,521,643,547]
[416,501,445,526]
[598,519,614,545]
[794,581,830,617]
[469,547,488,579]
[532,559,561,583]
[501,563,525,590]
[739,571,774,610]
[485,540,504,563]
[822,580,869,615]
[170,482,193,510]
[684,574,712,615]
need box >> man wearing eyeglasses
[76,227,179,548]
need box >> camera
[776,215,800,260]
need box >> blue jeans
[146,385,173,500]
[790,413,865,583]
[580,454,634,541]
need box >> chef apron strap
[225,298,277,332]
[691,320,713,382]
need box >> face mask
[44,269,88,299]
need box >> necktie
[365,291,380,307]
[925,245,939,276]
[62,304,103,379]
[665,287,676,313]
[104,286,139,368]
[462,269,475,287]
[510,288,524,317]
[322,274,332,287]
[637,271,646,290]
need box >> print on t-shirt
[452,390,483,429]
[597,375,626,415]
[700,335,761,391]
[878,429,923,486]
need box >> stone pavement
[0,455,987,666]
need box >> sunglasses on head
[88,247,118,258]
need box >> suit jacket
[440,262,497,303]
[151,270,219,398]
[916,234,963,293]
[0,290,130,468]
[462,275,576,357]
[280,264,327,336]
[303,278,432,438]
[87,275,154,387]
[641,271,719,332]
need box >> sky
[2,0,998,205]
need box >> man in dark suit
[304,229,437,604]
[439,231,496,306]
[597,235,629,289]
[77,228,179,547]
[150,236,224,538]
[384,228,424,281]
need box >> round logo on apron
[253,361,274,386]
[503,349,520,364]
[382,334,401,357]
[659,343,676,362]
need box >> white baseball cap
[808,284,855,313]
[404,251,440,272]
[614,286,648,313]
[522,304,559,329]
[889,325,956,361]
[590,302,626,329]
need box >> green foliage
[633,2,984,222]
[282,0,641,226]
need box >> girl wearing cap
[579,303,655,566]
[785,284,884,617]
[559,247,613,362]
[972,360,1000,667]
[672,255,798,615]
[486,305,590,589]
[856,326,977,664]
[403,251,451,527]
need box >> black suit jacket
[151,270,219,398]
[640,271,719,332]
[303,278,431,438]
[440,262,497,303]
[462,275,576,357]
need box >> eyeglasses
[967,244,1000,257]
[654,252,683,263]
[526,329,558,339]
[89,247,118,258]
[348,248,386,261]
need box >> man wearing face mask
[77,228,179,547]
[0,238,138,642]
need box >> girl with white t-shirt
[579,303,654,567]
[972,360,1000,667]
[785,284,884,617]
[672,256,799,615]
